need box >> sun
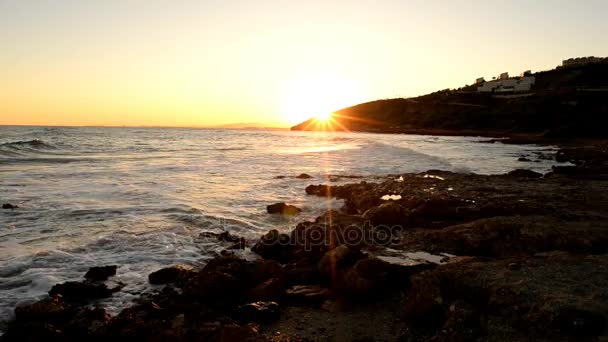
[281,71,363,125]
[316,111,333,121]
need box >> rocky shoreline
[2,143,608,341]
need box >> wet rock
[148,265,195,285]
[2,203,18,209]
[266,202,302,216]
[296,173,313,179]
[305,184,332,196]
[184,270,246,306]
[234,301,280,324]
[251,229,292,261]
[183,256,256,305]
[362,202,409,227]
[84,265,117,281]
[14,295,69,321]
[200,231,247,249]
[506,169,543,178]
[49,281,116,302]
[248,278,284,301]
[66,307,112,336]
[285,285,330,305]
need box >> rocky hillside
[291,62,608,138]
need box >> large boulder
[49,281,116,302]
[317,245,364,281]
[251,229,293,261]
[266,202,302,216]
[362,202,409,227]
[148,265,195,285]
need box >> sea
[0,125,568,327]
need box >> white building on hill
[476,71,535,93]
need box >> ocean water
[0,126,566,325]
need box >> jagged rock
[200,231,247,249]
[318,245,364,281]
[234,301,280,324]
[183,256,255,305]
[184,271,246,305]
[251,229,292,261]
[266,202,302,216]
[506,169,543,178]
[404,252,608,338]
[408,197,470,228]
[65,307,112,336]
[84,265,117,281]
[305,184,332,196]
[148,265,195,285]
[296,173,313,179]
[398,216,608,257]
[14,295,69,321]
[362,202,409,227]
[49,281,116,302]
[248,278,284,301]
[518,157,532,162]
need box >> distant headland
[292,57,608,140]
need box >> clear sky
[1,0,607,127]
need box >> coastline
[2,142,608,341]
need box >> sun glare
[316,111,333,121]
[282,71,363,125]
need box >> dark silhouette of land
[292,62,608,139]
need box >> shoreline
[2,142,608,341]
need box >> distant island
[292,57,608,139]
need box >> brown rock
[362,202,409,227]
[266,202,302,216]
[148,265,195,285]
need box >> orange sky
[1,0,607,127]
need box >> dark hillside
[292,62,608,138]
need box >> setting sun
[316,111,333,121]
[281,70,365,125]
